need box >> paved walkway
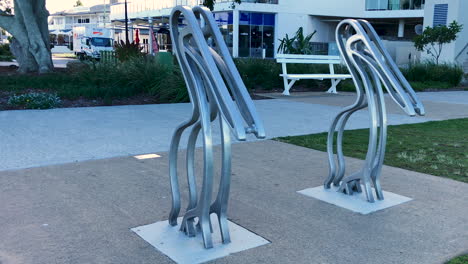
[0,140,466,264]
[0,98,433,171]
[263,91,468,120]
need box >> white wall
[422,0,468,63]
[276,12,309,39]
[307,16,336,43]
[382,40,420,65]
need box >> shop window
[213,12,234,54]
[238,12,276,58]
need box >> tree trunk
[0,0,53,73]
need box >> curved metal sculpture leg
[168,112,199,226]
[183,121,201,237]
[326,19,425,202]
[180,95,215,248]
[167,5,265,249]
[209,116,232,244]
[333,101,368,186]
[370,73,387,200]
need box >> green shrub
[337,79,356,92]
[0,55,189,104]
[70,55,188,102]
[401,62,463,87]
[337,62,463,92]
[114,40,144,62]
[409,81,453,91]
[234,58,282,90]
[446,254,468,264]
[234,58,350,91]
[8,93,61,109]
[0,44,14,61]
[277,27,317,55]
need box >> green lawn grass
[275,119,468,183]
[446,254,468,264]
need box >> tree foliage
[277,27,317,54]
[74,0,83,7]
[413,21,463,64]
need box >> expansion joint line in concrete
[167,6,265,249]
[324,19,425,203]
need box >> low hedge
[0,44,14,61]
[234,58,349,91]
[0,57,464,104]
[1,55,189,103]
[401,62,464,87]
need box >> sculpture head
[335,19,425,116]
[170,6,265,140]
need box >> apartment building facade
[49,4,113,36]
[108,0,466,64]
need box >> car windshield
[91,37,112,47]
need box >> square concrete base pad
[131,215,270,264]
[298,185,412,214]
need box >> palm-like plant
[277,27,317,54]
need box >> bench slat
[276,54,341,60]
[277,59,342,64]
[280,74,352,80]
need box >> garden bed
[0,64,271,110]
[0,57,465,110]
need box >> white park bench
[276,54,352,95]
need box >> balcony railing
[49,22,109,31]
[366,0,425,11]
[111,0,201,19]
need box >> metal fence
[100,51,118,64]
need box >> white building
[0,28,11,44]
[48,3,113,45]
[109,0,466,65]
[422,0,467,68]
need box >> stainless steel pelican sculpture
[168,6,265,249]
[324,19,425,203]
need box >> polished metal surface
[168,6,265,249]
[324,19,425,203]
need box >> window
[433,4,448,26]
[366,0,389,10]
[213,12,234,53]
[366,0,425,10]
[77,18,90,24]
[239,12,275,58]
[91,37,112,47]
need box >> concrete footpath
[2,91,467,172]
[263,91,468,120]
[0,140,466,264]
[0,95,441,171]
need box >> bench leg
[283,79,297,96]
[326,79,342,94]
